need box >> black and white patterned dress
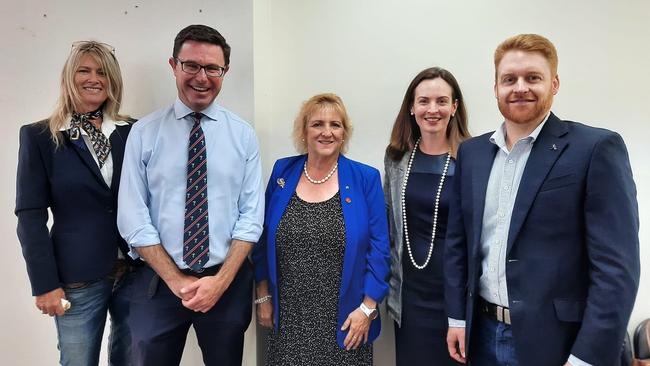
[266,191,372,366]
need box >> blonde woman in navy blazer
[15,41,137,366]
[252,93,390,365]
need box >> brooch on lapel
[345,197,352,204]
[550,144,558,151]
[277,178,285,188]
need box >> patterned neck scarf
[69,107,112,168]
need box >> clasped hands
[168,274,227,313]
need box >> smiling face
[74,54,108,113]
[305,107,345,160]
[410,77,458,139]
[495,50,559,127]
[169,40,228,112]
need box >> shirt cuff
[124,225,161,260]
[448,318,466,328]
[568,354,593,366]
[125,224,161,248]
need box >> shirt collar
[60,114,127,136]
[489,112,550,150]
[173,98,221,122]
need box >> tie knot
[192,112,203,124]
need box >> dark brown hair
[173,24,231,65]
[386,67,470,161]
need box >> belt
[180,264,222,278]
[479,297,511,325]
[145,264,223,298]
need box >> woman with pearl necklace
[253,93,390,365]
[384,67,471,366]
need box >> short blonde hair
[494,34,558,78]
[292,93,353,154]
[48,41,130,146]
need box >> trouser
[469,310,519,366]
[127,262,253,366]
[55,268,135,366]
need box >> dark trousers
[127,262,253,366]
[469,311,519,366]
[394,321,462,366]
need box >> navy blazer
[252,154,390,348]
[444,113,639,366]
[16,120,135,296]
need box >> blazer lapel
[109,125,129,193]
[471,137,499,256]
[506,113,569,254]
[65,131,109,189]
[388,152,410,250]
[266,156,305,283]
[337,155,357,297]
[273,155,305,224]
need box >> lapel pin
[277,178,285,188]
[345,185,350,190]
[345,197,352,204]
[550,144,557,151]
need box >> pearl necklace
[303,161,338,184]
[401,138,451,270]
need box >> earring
[410,111,414,116]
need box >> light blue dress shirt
[117,99,264,269]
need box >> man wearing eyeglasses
[118,24,263,366]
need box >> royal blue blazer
[444,113,639,365]
[15,121,137,296]
[252,154,390,348]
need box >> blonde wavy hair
[47,41,130,146]
[292,93,353,154]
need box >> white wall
[2,0,648,365]
[0,0,255,365]
[253,0,650,364]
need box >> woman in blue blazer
[252,93,390,365]
[15,41,138,366]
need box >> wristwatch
[359,303,378,320]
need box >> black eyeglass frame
[174,58,227,78]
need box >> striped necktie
[183,112,209,271]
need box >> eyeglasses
[72,41,116,54]
[175,58,226,78]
